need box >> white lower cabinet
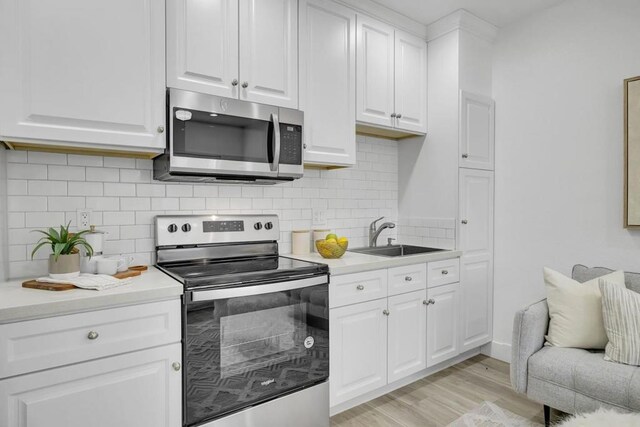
[388,290,427,382]
[426,283,460,367]
[330,298,388,406]
[0,344,182,427]
[460,252,493,351]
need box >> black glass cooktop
[158,256,328,289]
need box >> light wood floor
[330,355,552,426]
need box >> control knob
[182,223,192,232]
[167,224,178,233]
[254,222,263,230]
[264,222,273,230]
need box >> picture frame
[624,76,640,228]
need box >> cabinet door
[356,15,395,128]
[299,0,356,166]
[426,283,460,367]
[458,169,494,255]
[460,253,493,351]
[459,91,495,170]
[0,344,181,427]
[167,0,239,98]
[0,0,166,151]
[330,298,387,406]
[387,290,427,383]
[394,30,427,133]
[239,0,298,108]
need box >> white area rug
[557,408,640,426]
[448,401,540,427]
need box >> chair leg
[543,405,551,427]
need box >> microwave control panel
[279,124,302,165]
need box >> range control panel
[155,214,280,247]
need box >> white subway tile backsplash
[5,136,399,278]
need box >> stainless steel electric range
[155,214,330,427]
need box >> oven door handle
[269,113,281,172]
[188,275,328,302]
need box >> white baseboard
[481,340,512,363]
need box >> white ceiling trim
[426,9,498,43]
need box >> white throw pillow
[600,280,640,366]
[544,267,625,349]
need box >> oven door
[169,89,280,178]
[184,276,329,426]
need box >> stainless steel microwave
[153,89,304,184]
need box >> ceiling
[371,0,566,27]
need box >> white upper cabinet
[239,0,298,108]
[357,16,427,134]
[299,0,356,166]
[167,0,298,109]
[356,15,395,128]
[0,0,166,152]
[459,168,494,255]
[460,91,495,170]
[167,0,239,98]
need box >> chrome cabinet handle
[157,126,164,134]
[461,219,468,224]
[405,276,412,282]
[172,362,181,372]
[442,270,449,275]
[390,113,397,118]
[383,309,390,316]
[242,81,249,88]
[462,153,469,158]
[356,284,365,291]
[87,331,99,340]
[396,114,402,119]
[231,79,238,86]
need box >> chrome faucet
[369,216,396,247]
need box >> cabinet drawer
[387,263,426,296]
[0,299,181,379]
[427,258,460,288]
[330,269,387,308]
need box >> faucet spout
[369,220,396,247]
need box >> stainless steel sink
[349,244,446,257]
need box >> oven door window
[172,108,273,164]
[185,283,329,425]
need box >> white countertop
[0,266,183,324]
[284,249,462,275]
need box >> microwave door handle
[270,113,281,172]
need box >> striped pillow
[599,280,640,366]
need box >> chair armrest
[510,299,549,394]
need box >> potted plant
[31,222,94,279]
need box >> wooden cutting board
[22,269,145,291]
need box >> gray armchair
[511,265,640,426]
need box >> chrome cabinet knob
[461,219,468,224]
[405,276,412,281]
[423,300,428,305]
[172,362,181,371]
[242,81,249,88]
[442,270,449,275]
[396,114,402,119]
[303,143,307,149]
[231,79,238,86]
[356,284,365,291]
[428,299,436,305]
[87,331,99,340]
[383,309,390,316]
[390,113,397,118]
[157,126,165,134]
[462,153,469,158]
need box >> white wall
[5,136,398,279]
[492,0,640,353]
[0,146,7,281]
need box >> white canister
[312,229,331,253]
[291,230,311,255]
[96,258,118,275]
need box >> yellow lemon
[337,237,349,250]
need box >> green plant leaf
[52,243,66,261]
[48,227,60,242]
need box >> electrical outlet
[312,209,327,227]
[77,210,91,228]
